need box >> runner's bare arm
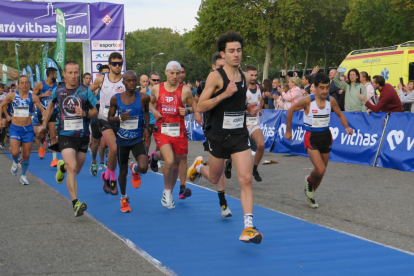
[32,81,44,96]
[89,75,104,92]
[179,86,193,116]
[149,85,162,119]
[331,97,353,135]
[285,97,311,140]
[192,94,204,125]
[108,95,122,124]
[32,95,45,116]
[0,93,14,118]
[140,93,151,141]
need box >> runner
[139,74,156,151]
[89,52,125,195]
[187,31,263,243]
[192,52,232,217]
[108,71,150,212]
[0,75,44,185]
[285,73,353,208]
[0,84,8,148]
[149,61,194,209]
[32,67,58,165]
[39,61,98,217]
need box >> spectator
[10,83,16,93]
[195,78,204,89]
[264,78,281,109]
[310,83,315,94]
[275,84,289,110]
[360,71,378,105]
[340,75,347,82]
[277,76,302,110]
[358,75,403,114]
[334,69,367,112]
[261,79,272,109]
[301,74,312,96]
[398,80,414,113]
[328,69,340,102]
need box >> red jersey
[155,82,186,138]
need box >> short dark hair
[212,52,222,66]
[360,71,371,82]
[373,75,385,86]
[217,31,244,52]
[347,68,361,84]
[108,52,123,63]
[64,60,79,70]
[262,79,272,92]
[11,83,16,88]
[46,67,57,77]
[196,78,204,83]
[180,63,186,70]
[83,72,91,78]
[99,65,109,73]
[150,71,160,77]
[303,74,313,84]
[313,73,330,87]
[246,65,257,72]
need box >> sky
[50,0,202,33]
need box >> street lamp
[151,53,164,71]
[247,55,260,78]
[293,62,302,70]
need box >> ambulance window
[409,63,414,81]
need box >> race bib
[312,116,330,128]
[103,105,118,117]
[14,107,29,118]
[120,116,139,130]
[161,123,180,137]
[64,116,84,131]
[222,111,244,129]
[246,115,259,128]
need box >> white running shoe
[161,192,175,209]
[11,162,18,175]
[20,175,29,185]
[306,197,318,208]
[221,205,232,218]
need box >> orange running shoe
[50,158,58,167]
[239,227,263,244]
[187,156,203,184]
[38,147,45,159]
[129,162,141,188]
[120,197,131,213]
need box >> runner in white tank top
[99,74,125,120]
[285,73,353,209]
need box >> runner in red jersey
[150,61,194,209]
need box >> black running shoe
[252,169,262,182]
[149,151,158,172]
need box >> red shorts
[153,132,188,155]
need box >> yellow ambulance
[338,41,414,88]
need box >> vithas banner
[53,8,66,71]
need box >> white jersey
[303,94,331,131]
[99,74,125,120]
[246,85,261,127]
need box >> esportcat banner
[376,113,414,172]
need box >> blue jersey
[116,91,144,146]
[13,91,34,116]
[52,84,97,138]
[37,80,57,115]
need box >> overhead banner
[35,64,41,83]
[26,65,34,89]
[376,113,414,172]
[41,42,49,79]
[2,64,7,85]
[47,58,62,82]
[0,2,89,39]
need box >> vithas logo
[387,130,404,150]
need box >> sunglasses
[151,79,160,82]
[110,62,123,67]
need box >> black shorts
[59,135,90,153]
[91,120,102,139]
[117,141,147,165]
[205,132,250,159]
[99,119,118,133]
[38,113,57,125]
[304,129,332,154]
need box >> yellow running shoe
[239,227,263,244]
[187,156,203,184]
[56,160,66,184]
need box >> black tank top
[204,67,248,137]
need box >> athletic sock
[60,163,67,173]
[121,194,127,198]
[196,164,204,173]
[218,190,227,207]
[180,183,186,188]
[12,156,19,164]
[40,142,44,148]
[105,168,110,179]
[164,189,171,197]
[21,159,29,175]
[52,152,57,159]
[133,163,138,173]
[244,214,253,229]
[109,169,116,181]
[72,199,78,207]
[307,176,313,183]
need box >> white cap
[165,61,181,71]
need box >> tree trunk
[303,46,309,76]
[262,38,273,81]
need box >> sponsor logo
[96,63,102,70]
[387,130,404,150]
[329,127,339,140]
[91,40,123,50]
[166,96,174,103]
[93,41,99,47]
[278,123,305,141]
[261,124,275,138]
[312,109,318,113]
[34,3,87,21]
[102,15,112,25]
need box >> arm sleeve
[87,88,98,109]
[51,87,58,104]
[399,90,414,103]
[365,90,390,112]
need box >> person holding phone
[334,68,367,112]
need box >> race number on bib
[246,115,259,128]
[64,116,84,131]
[103,105,118,117]
[120,116,139,130]
[312,116,330,128]
[14,107,29,117]
[222,111,245,129]
[161,123,180,137]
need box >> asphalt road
[1,138,413,275]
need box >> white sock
[164,189,171,196]
[196,164,204,173]
[121,194,127,198]
[244,214,253,229]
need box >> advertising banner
[15,44,20,74]
[0,2,89,39]
[53,8,66,71]
[259,110,283,152]
[376,113,414,172]
[22,68,27,76]
[26,65,34,89]
[2,64,7,85]
[35,64,41,83]
[47,58,62,82]
[41,43,49,79]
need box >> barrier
[185,110,414,173]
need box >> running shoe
[0,142,4,148]
[98,163,106,171]
[224,160,232,179]
[50,158,58,167]
[304,176,315,199]
[73,201,87,217]
[149,151,158,172]
[39,144,46,159]
[20,175,29,185]
[161,192,175,209]
[121,197,131,213]
[129,162,141,188]
[252,169,262,182]
[221,205,232,218]
[90,162,98,176]
[11,162,18,176]
[101,172,110,194]
[104,147,109,157]
[239,227,263,244]
[306,197,319,208]
[187,156,203,184]
[56,160,66,184]
[178,185,192,199]
[109,179,118,195]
